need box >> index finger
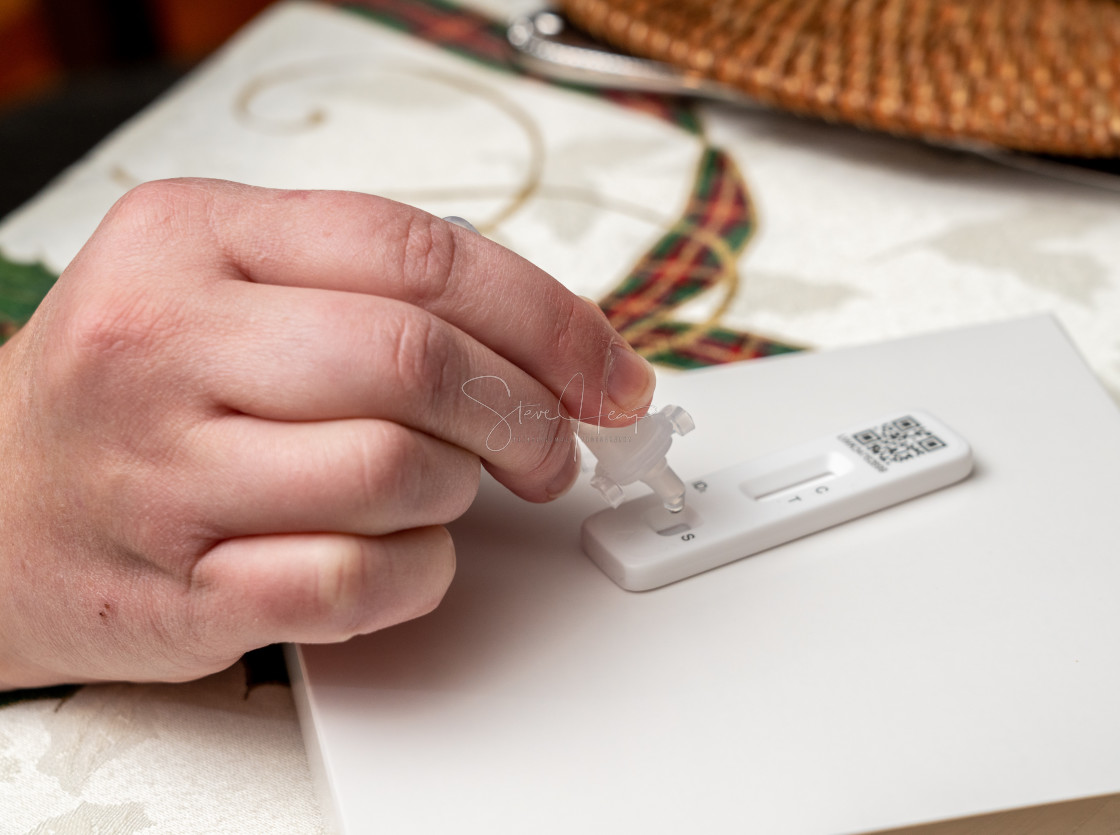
[159,179,656,427]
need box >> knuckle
[32,289,193,459]
[105,179,204,238]
[543,289,587,363]
[50,184,209,380]
[326,528,456,640]
[356,424,480,529]
[394,210,458,306]
[49,292,193,426]
[352,422,419,510]
[96,180,222,276]
[110,180,176,219]
[316,537,372,638]
[65,288,183,364]
[386,309,457,405]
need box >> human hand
[0,179,655,689]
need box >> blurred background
[0,0,273,217]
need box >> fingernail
[442,215,479,234]
[546,438,582,499]
[606,343,655,412]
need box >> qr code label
[851,416,947,465]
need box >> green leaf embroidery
[0,255,57,342]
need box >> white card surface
[289,315,1120,834]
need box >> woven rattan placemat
[559,0,1120,157]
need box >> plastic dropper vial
[577,405,695,512]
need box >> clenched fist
[0,179,655,689]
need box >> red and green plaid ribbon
[338,0,798,367]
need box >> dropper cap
[577,405,694,512]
